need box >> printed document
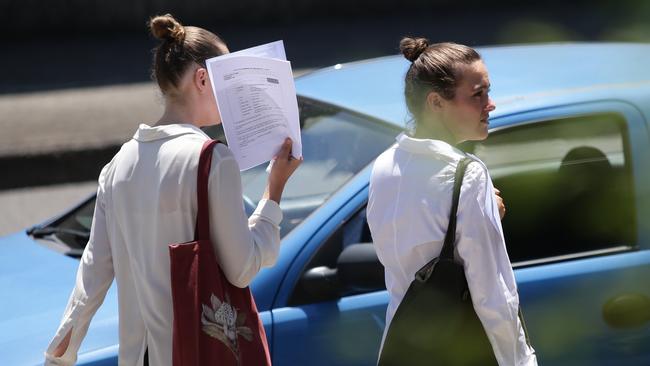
[206,41,301,171]
[217,40,287,61]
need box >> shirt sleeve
[455,161,537,366]
[208,145,283,288]
[45,167,115,366]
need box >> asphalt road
[0,69,314,236]
[0,82,163,156]
[0,181,97,236]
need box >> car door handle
[602,293,650,329]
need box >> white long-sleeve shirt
[44,123,282,366]
[367,133,537,366]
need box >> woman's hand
[494,188,506,220]
[265,138,302,204]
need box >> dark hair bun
[400,37,429,62]
[149,14,186,43]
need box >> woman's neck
[155,100,202,128]
[413,119,458,146]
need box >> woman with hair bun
[367,37,537,365]
[44,14,300,366]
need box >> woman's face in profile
[440,60,496,142]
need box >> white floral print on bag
[201,293,254,357]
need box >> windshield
[238,98,398,235]
[36,97,399,253]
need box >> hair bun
[400,37,429,62]
[149,14,186,43]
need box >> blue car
[2,43,650,365]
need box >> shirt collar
[395,132,466,160]
[132,123,209,142]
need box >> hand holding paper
[264,138,302,203]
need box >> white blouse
[44,124,283,366]
[367,133,537,366]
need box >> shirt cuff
[252,199,283,226]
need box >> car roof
[295,42,650,127]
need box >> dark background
[3,0,650,94]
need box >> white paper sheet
[206,47,302,171]
[216,40,287,61]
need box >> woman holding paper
[367,37,537,365]
[44,14,301,366]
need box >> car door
[270,180,389,366]
[470,101,650,365]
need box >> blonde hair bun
[149,14,186,43]
[400,37,429,62]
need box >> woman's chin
[479,123,490,138]
[466,126,489,141]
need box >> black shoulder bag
[378,158,498,366]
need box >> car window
[472,113,637,263]
[48,195,95,254]
[36,97,400,253]
[233,97,398,236]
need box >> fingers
[495,194,504,207]
[269,138,302,178]
[494,187,501,195]
[495,194,506,220]
[291,156,303,170]
[284,156,302,174]
[277,138,293,160]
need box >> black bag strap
[439,157,472,261]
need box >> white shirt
[45,124,283,366]
[367,133,537,366]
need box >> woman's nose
[486,98,496,112]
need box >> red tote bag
[169,139,272,366]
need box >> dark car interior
[494,144,636,263]
[477,114,637,264]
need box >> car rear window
[237,97,399,236]
[471,113,636,264]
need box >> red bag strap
[195,139,220,241]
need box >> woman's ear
[425,91,444,112]
[194,68,209,93]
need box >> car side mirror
[337,243,386,293]
[300,266,340,302]
[299,243,385,303]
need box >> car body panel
[272,291,388,366]
[515,250,650,365]
[0,232,119,365]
